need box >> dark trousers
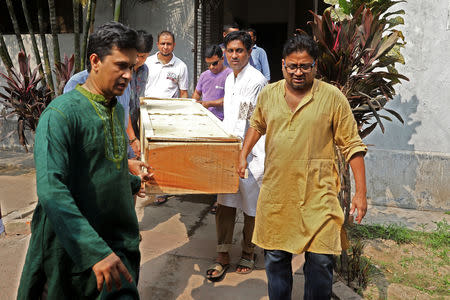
[215,204,255,255]
[264,250,333,300]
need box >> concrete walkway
[3,149,448,299]
[135,194,307,300]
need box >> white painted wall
[363,0,450,211]
[365,0,450,153]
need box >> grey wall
[363,0,450,211]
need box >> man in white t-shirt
[144,31,188,98]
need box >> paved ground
[1,150,447,299]
[0,191,308,300]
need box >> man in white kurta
[206,31,267,281]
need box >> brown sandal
[206,262,230,282]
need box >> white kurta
[218,64,267,216]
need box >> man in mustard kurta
[238,34,368,299]
[17,22,151,299]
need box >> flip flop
[206,262,230,282]
[236,254,257,274]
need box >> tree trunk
[21,0,46,86]
[73,0,81,72]
[48,0,61,66]
[337,148,352,223]
[90,0,97,31]
[0,33,13,72]
[336,147,352,283]
[37,1,55,96]
[5,0,26,55]
[114,0,121,22]
[80,0,94,70]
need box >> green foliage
[309,5,409,138]
[348,223,413,243]
[0,51,52,151]
[426,219,450,249]
[348,220,450,249]
[341,221,449,297]
[335,238,373,291]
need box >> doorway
[222,0,329,81]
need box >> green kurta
[17,86,142,299]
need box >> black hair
[86,21,138,72]
[223,23,239,33]
[157,31,175,43]
[246,28,257,38]
[282,34,320,60]
[205,44,223,59]
[136,30,153,53]
[224,31,253,51]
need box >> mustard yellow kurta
[250,79,367,255]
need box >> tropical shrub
[0,51,52,151]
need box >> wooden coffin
[140,97,241,194]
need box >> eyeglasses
[283,61,316,74]
[207,60,220,67]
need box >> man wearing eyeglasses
[238,34,368,299]
[192,45,232,121]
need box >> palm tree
[81,0,96,69]
[37,0,55,94]
[48,0,61,66]
[21,0,46,86]
[5,0,26,55]
[73,0,81,72]
[114,0,122,21]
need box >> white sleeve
[179,63,189,91]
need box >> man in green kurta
[17,22,150,299]
[238,35,368,299]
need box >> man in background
[129,30,153,158]
[192,44,231,121]
[192,44,232,214]
[144,30,188,98]
[246,28,271,81]
[220,24,239,67]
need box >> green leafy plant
[0,51,52,151]
[308,6,408,137]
